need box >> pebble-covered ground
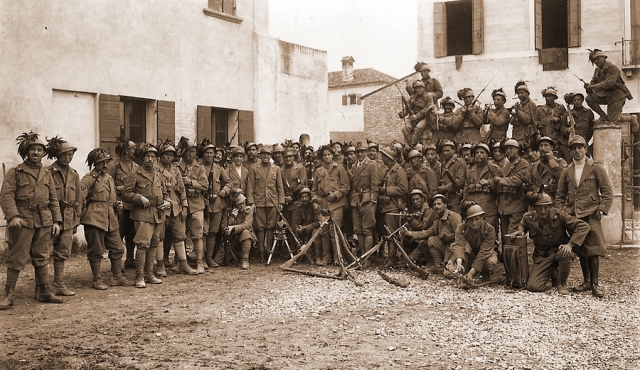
[0,247,638,369]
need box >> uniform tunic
[453,105,484,144]
[436,155,465,212]
[312,162,350,226]
[484,106,511,142]
[405,164,438,200]
[450,220,498,273]
[48,162,81,260]
[250,162,285,231]
[463,162,502,230]
[350,157,380,235]
[511,98,538,144]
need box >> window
[535,0,581,50]
[342,94,362,106]
[99,94,175,155]
[434,0,483,58]
[197,106,250,146]
[203,0,243,23]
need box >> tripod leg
[283,240,294,259]
[266,240,277,266]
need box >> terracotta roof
[328,68,397,88]
[329,131,367,145]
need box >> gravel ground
[0,247,638,369]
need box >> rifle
[345,222,407,269]
[394,83,415,116]
[383,225,429,280]
[280,217,329,269]
[564,103,577,137]
[574,72,605,98]
[471,77,495,107]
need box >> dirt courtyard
[0,247,638,370]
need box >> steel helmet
[466,204,485,218]
[535,193,554,206]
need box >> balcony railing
[617,39,640,69]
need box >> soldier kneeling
[220,193,256,270]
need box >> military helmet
[473,143,491,154]
[245,142,258,150]
[535,193,554,206]
[380,147,396,161]
[259,144,273,154]
[355,142,368,152]
[503,139,520,148]
[272,144,285,153]
[541,87,558,98]
[537,136,555,149]
[16,131,46,158]
[86,148,112,168]
[440,96,455,108]
[410,189,426,198]
[284,148,297,157]
[407,149,422,160]
[419,64,431,72]
[466,204,485,218]
[230,146,246,156]
[344,146,356,154]
[412,80,426,88]
[299,187,312,196]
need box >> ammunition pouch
[186,188,198,197]
[497,185,519,194]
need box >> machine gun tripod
[266,220,295,266]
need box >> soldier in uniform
[226,146,253,196]
[311,146,350,265]
[556,135,613,297]
[489,141,508,168]
[0,132,63,309]
[535,87,570,161]
[402,194,461,274]
[281,147,308,237]
[511,81,539,148]
[244,142,259,168]
[331,142,345,167]
[200,141,232,270]
[568,92,595,155]
[350,142,380,265]
[221,193,257,270]
[249,145,285,263]
[295,187,321,262]
[513,192,590,294]
[156,142,198,275]
[453,88,483,145]
[379,147,408,267]
[434,97,457,143]
[401,80,437,145]
[272,144,285,167]
[107,138,139,269]
[463,143,502,233]
[177,138,209,273]
[423,144,441,172]
[495,139,530,241]
[460,143,474,167]
[449,203,499,286]
[80,148,130,289]
[122,145,170,288]
[528,136,567,199]
[406,63,444,104]
[405,149,438,200]
[484,88,511,143]
[584,49,633,123]
[45,137,81,296]
[435,140,465,213]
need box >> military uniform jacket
[0,162,62,228]
[497,157,529,215]
[349,157,380,207]
[161,164,188,217]
[122,167,169,224]
[411,209,462,244]
[79,169,119,232]
[436,112,456,142]
[296,202,321,233]
[535,103,569,145]
[511,98,538,142]
[484,106,510,142]
[463,163,502,205]
[226,164,253,197]
[178,159,209,213]
[221,204,256,242]
[106,159,139,210]
[555,158,613,218]
[452,105,484,144]
[437,156,465,201]
[529,157,567,195]
[379,163,408,213]
[206,162,233,214]
[406,203,435,231]
[406,164,438,199]
[518,208,589,252]
[312,162,350,212]
[589,60,633,103]
[406,77,444,102]
[282,163,308,212]
[571,107,595,143]
[451,220,496,272]
[250,163,285,207]
[48,162,81,230]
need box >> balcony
[617,39,640,73]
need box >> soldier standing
[453,88,483,144]
[463,143,502,233]
[511,81,539,147]
[80,148,130,289]
[311,146,350,265]
[405,149,438,200]
[107,138,139,269]
[272,144,285,167]
[513,193,590,294]
[535,87,570,161]
[331,142,345,167]
[0,132,63,309]
[45,137,81,296]
[350,142,380,265]
[568,92,595,155]
[556,135,613,297]
[434,97,457,143]
[495,139,530,241]
[484,88,511,143]
[244,142,259,168]
[528,136,567,199]
[584,49,633,123]
[281,147,308,236]
[489,141,508,168]
[435,141,465,213]
[379,147,408,266]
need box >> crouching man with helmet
[220,193,257,270]
[511,192,590,295]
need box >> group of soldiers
[0,48,627,310]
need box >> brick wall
[363,85,405,145]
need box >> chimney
[341,56,355,81]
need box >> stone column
[592,122,623,244]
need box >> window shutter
[567,0,581,48]
[472,0,484,55]
[223,0,234,15]
[356,94,362,105]
[238,110,254,144]
[197,105,212,143]
[534,0,542,50]
[208,0,222,12]
[433,2,447,58]
[157,100,175,144]
[99,94,122,156]
[342,95,348,105]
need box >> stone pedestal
[592,122,623,244]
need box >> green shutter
[99,94,122,156]
[434,2,447,58]
[157,100,175,144]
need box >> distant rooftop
[328,68,397,88]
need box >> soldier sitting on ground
[221,193,257,270]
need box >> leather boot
[573,257,591,292]
[144,247,162,284]
[110,259,130,286]
[256,231,265,263]
[52,259,75,296]
[363,234,374,267]
[0,269,20,310]
[134,248,147,288]
[194,238,205,274]
[163,237,172,267]
[313,238,323,265]
[34,271,40,301]
[557,256,572,295]
[175,241,198,275]
[205,234,218,268]
[318,234,332,266]
[241,240,251,269]
[156,260,167,278]
[589,256,604,297]
[90,260,107,290]
[124,243,136,269]
[35,266,63,304]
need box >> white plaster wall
[327,84,386,133]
